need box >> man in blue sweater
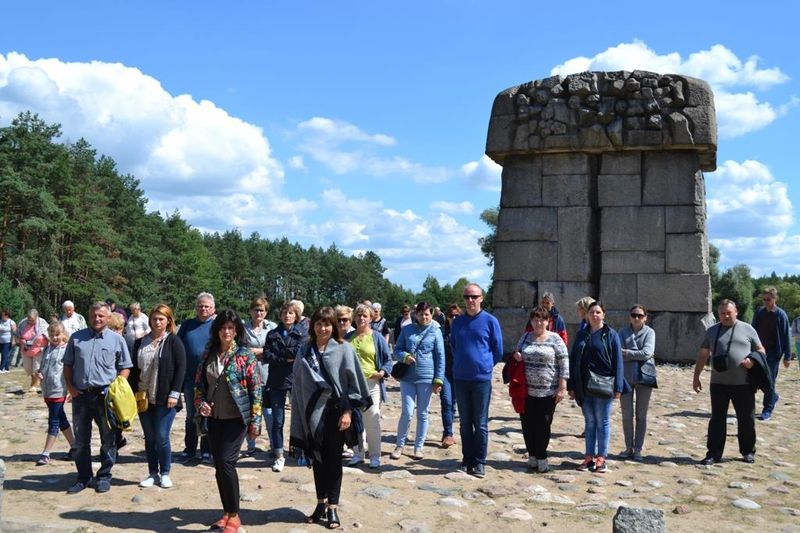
[751,286,792,420]
[177,292,216,463]
[450,283,503,478]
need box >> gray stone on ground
[398,519,431,533]
[612,506,666,533]
[359,485,395,499]
[731,498,761,510]
[499,508,533,521]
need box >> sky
[1,2,798,291]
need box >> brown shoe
[441,435,455,448]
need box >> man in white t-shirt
[61,300,87,338]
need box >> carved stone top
[486,71,717,171]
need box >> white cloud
[0,52,314,236]
[305,188,491,289]
[430,201,475,215]
[706,159,798,275]
[294,115,454,183]
[550,41,791,138]
[287,155,306,170]
[461,155,502,191]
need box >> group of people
[6,282,796,532]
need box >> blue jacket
[568,324,630,405]
[393,323,445,385]
[450,311,504,382]
[345,329,393,402]
[751,306,792,360]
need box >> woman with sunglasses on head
[567,300,628,474]
[618,304,656,461]
[291,306,371,529]
[195,310,262,533]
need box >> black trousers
[519,395,556,460]
[312,406,345,505]
[207,418,247,514]
[707,383,756,459]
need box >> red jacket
[507,357,527,414]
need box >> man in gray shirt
[63,302,132,494]
[693,299,764,465]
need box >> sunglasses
[338,318,351,323]
[463,295,481,300]
[630,313,646,319]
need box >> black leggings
[312,406,345,505]
[519,395,556,460]
[207,418,247,513]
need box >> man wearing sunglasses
[450,283,503,478]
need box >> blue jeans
[439,376,456,438]
[581,394,613,458]
[247,386,273,450]
[269,388,289,455]
[762,354,782,412]
[72,388,117,483]
[0,342,11,371]
[183,379,209,456]
[46,399,71,436]
[454,379,491,466]
[139,404,177,475]
[396,381,433,449]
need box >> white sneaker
[537,458,550,473]
[527,456,537,469]
[272,456,285,472]
[159,474,173,488]
[347,454,364,466]
[369,457,381,469]
[139,475,158,487]
[390,447,403,460]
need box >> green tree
[478,206,498,267]
[715,264,755,321]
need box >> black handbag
[711,323,736,373]
[391,326,434,381]
[194,358,222,437]
[390,361,409,380]
[586,369,614,398]
[637,360,658,388]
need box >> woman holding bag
[618,304,656,461]
[130,304,186,489]
[390,302,445,460]
[568,301,628,473]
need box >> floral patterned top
[194,341,262,434]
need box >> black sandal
[326,507,340,529]
[306,503,327,524]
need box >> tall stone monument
[486,71,716,362]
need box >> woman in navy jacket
[568,300,628,474]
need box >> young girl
[36,321,75,465]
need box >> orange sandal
[222,516,241,533]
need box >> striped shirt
[516,331,569,397]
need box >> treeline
[0,112,467,322]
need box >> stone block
[496,207,558,242]
[602,251,664,274]
[492,281,537,309]
[598,174,641,206]
[542,153,591,175]
[493,307,530,356]
[600,274,638,311]
[637,274,711,313]
[543,175,591,206]
[603,309,630,331]
[648,311,715,363]
[536,281,596,324]
[494,241,558,281]
[665,205,705,233]
[666,233,708,274]
[500,157,543,208]
[613,506,666,533]
[486,114,516,157]
[600,207,665,252]
[600,151,642,174]
[558,207,595,281]
[642,151,704,206]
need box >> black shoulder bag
[391,326,434,380]
[711,323,736,372]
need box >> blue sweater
[393,324,445,385]
[177,317,213,382]
[450,311,504,382]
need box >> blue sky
[1,2,798,290]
